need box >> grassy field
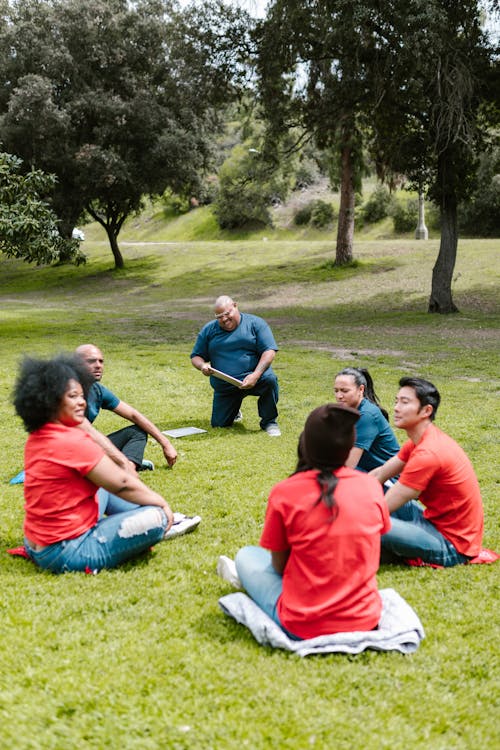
[0,222,499,749]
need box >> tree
[0,151,84,265]
[255,1,382,265]
[368,0,499,312]
[0,0,250,268]
[255,0,498,310]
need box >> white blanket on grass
[218,587,424,656]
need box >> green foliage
[310,199,335,228]
[0,0,250,267]
[293,199,335,228]
[214,143,292,229]
[0,235,498,748]
[0,151,85,265]
[362,185,392,223]
[293,203,313,225]
[390,197,419,233]
[459,144,500,236]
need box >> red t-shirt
[260,467,390,639]
[398,424,483,556]
[23,423,104,546]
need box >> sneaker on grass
[139,459,155,471]
[164,514,201,540]
[233,410,243,423]
[263,422,281,437]
[216,555,242,589]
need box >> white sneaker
[140,459,155,471]
[233,410,243,423]
[264,422,281,437]
[164,514,201,540]
[216,555,242,589]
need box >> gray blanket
[219,587,424,656]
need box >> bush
[390,198,418,233]
[361,185,391,223]
[310,199,335,228]
[213,143,295,230]
[293,158,320,190]
[293,199,335,228]
[293,204,313,225]
[459,147,500,237]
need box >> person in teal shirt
[334,367,399,472]
[191,295,280,436]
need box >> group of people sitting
[11,294,484,641]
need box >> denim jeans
[211,371,279,429]
[235,546,286,628]
[107,425,147,467]
[381,500,469,567]
[24,489,168,574]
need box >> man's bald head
[214,296,240,332]
[76,344,104,381]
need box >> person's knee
[117,507,167,539]
[235,545,269,577]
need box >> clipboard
[209,368,244,387]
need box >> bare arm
[191,355,212,376]
[241,349,276,389]
[384,481,419,513]
[79,418,135,472]
[86,455,173,528]
[370,456,406,485]
[344,446,364,469]
[113,401,177,466]
[271,549,290,576]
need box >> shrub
[310,199,335,228]
[459,147,500,237]
[362,185,391,223]
[390,198,418,233]
[293,203,313,225]
[293,159,320,190]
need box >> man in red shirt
[371,377,483,567]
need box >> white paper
[162,427,207,438]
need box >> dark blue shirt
[85,382,120,423]
[191,312,278,389]
[355,398,400,472]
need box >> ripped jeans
[24,489,168,574]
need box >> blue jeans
[381,501,469,567]
[107,425,147,467]
[24,489,168,574]
[235,546,297,633]
[211,372,279,429]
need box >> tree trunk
[335,137,355,266]
[105,225,125,269]
[428,195,459,314]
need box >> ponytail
[314,469,340,522]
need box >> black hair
[315,470,340,522]
[292,431,312,475]
[336,367,389,420]
[13,354,95,432]
[399,376,440,421]
[292,432,341,522]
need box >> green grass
[0,227,499,749]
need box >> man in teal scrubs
[191,295,280,436]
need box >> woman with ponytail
[334,367,400,472]
[218,404,390,639]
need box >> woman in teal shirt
[334,367,399,473]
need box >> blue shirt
[191,312,278,389]
[85,382,120,424]
[355,398,400,472]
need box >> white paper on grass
[162,427,207,438]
